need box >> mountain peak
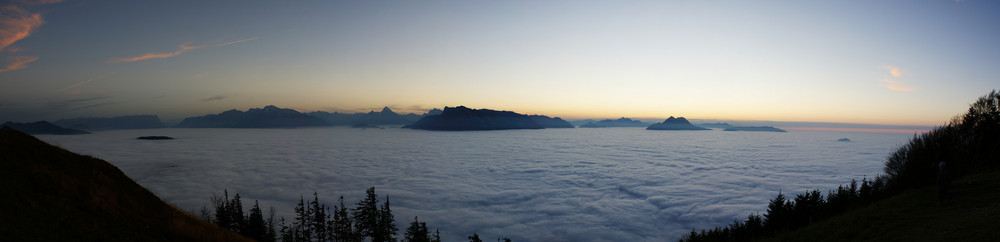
[646,116,708,130]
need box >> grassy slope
[0,129,250,241]
[767,169,1000,241]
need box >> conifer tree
[404,216,430,242]
[246,200,267,241]
[291,196,308,241]
[378,196,399,242]
[334,195,356,241]
[310,192,328,241]
[763,192,792,231]
[468,233,483,242]
[213,190,232,231]
[431,229,441,242]
[266,206,278,242]
[354,187,380,240]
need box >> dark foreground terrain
[0,127,248,241]
[767,169,1000,241]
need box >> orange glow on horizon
[782,127,930,134]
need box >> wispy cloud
[217,37,258,47]
[108,42,204,63]
[0,6,44,53]
[0,55,37,73]
[881,65,904,78]
[201,95,227,102]
[57,72,115,93]
[109,37,257,63]
[881,79,912,92]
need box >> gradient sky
[1,0,997,125]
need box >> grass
[766,169,1000,241]
[0,128,250,241]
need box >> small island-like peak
[646,116,709,130]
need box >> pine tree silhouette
[378,196,399,242]
[354,187,379,240]
[468,233,483,242]
[404,216,430,242]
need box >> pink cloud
[881,79,912,92]
[881,65,904,78]
[0,6,45,53]
[0,55,38,73]
[108,42,204,63]
[110,37,256,63]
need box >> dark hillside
[767,168,1000,241]
[0,127,248,241]
[682,90,1000,241]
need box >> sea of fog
[38,127,914,241]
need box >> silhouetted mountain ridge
[175,105,327,128]
[579,118,647,128]
[403,106,544,131]
[646,116,709,130]
[528,115,574,128]
[307,106,423,126]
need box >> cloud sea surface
[39,127,913,241]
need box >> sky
[0,0,997,126]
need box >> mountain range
[174,105,328,128]
[579,118,647,128]
[403,106,572,131]
[307,107,424,126]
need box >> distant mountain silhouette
[425,108,443,116]
[646,116,710,130]
[307,106,423,126]
[0,128,248,241]
[54,115,166,130]
[579,118,647,128]
[1,121,90,135]
[723,126,787,132]
[698,122,733,129]
[528,115,574,128]
[403,106,544,131]
[175,105,327,128]
[567,119,596,127]
[136,136,174,140]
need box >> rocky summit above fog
[645,116,709,130]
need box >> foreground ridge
[0,127,249,241]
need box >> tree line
[201,187,456,242]
[683,90,1000,241]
